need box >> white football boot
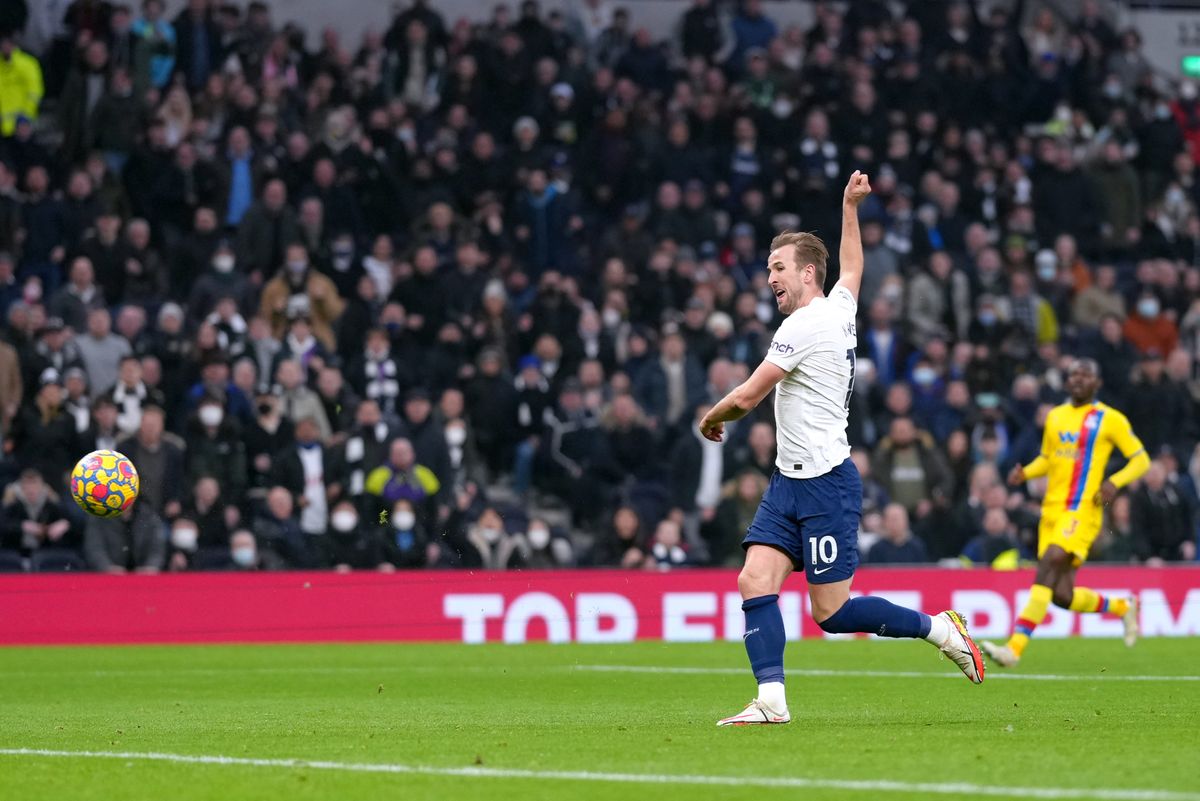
[1122,597,1139,647]
[935,610,985,683]
[716,699,791,727]
[980,640,1020,668]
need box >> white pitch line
[575,665,1200,682]
[0,748,1196,801]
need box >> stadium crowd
[0,0,1197,573]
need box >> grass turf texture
[1,639,1198,801]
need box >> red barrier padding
[0,568,1197,645]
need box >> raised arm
[835,171,872,301]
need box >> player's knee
[1052,589,1074,608]
[737,566,775,599]
[813,599,848,629]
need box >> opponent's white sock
[757,681,787,712]
[923,613,952,647]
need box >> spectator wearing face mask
[521,516,573,568]
[461,506,524,570]
[186,394,247,502]
[442,414,486,497]
[166,515,201,571]
[259,241,345,352]
[187,240,253,326]
[379,498,427,569]
[322,233,364,299]
[1123,291,1178,356]
[222,528,286,571]
[325,499,384,571]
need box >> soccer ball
[70,450,140,518]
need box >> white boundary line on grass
[575,665,1200,682]
[2,748,1198,801]
[5,665,1200,682]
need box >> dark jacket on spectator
[1131,480,1195,561]
[84,505,166,571]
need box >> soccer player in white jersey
[700,172,985,726]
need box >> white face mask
[231,546,256,567]
[480,525,502,542]
[1138,298,1160,318]
[912,367,937,387]
[213,254,235,273]
[445,426,467,447]
[1036,263,1057,282]
[199,405,223,427]
[393,510,416,530]
[331,510,358,532]
[602,308,621,327]
[171,527,198,551]
[527,526,550,549]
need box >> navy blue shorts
[743,458,862,584]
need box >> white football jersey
[762,284,857,479]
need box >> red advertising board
[0,567,1197,645]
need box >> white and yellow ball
[70,450,140,518]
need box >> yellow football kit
[1022,401,1149,564]
[1002,401,1148,660]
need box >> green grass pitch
[1,638,1198,801]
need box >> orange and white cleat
[936,610,985,683]
[716,698,791,727]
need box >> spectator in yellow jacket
[0,37,44,136]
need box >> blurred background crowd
[0,0,1197,574]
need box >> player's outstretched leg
[814,592,984,684]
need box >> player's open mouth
[773,288,784,300]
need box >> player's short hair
[770,231,829,287]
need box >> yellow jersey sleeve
[1103,410,1150,489]
[1104,410,1144,459]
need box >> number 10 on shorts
[810,535,838,567]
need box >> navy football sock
[817,596,932,639]
[742,594,785,684]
